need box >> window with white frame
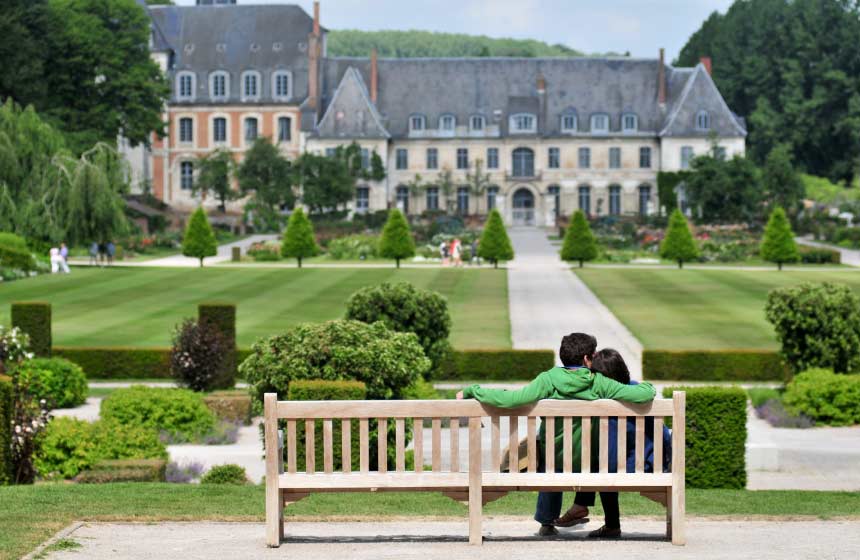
[426,187,439,211]
[470,115,485,131]
[510,113,537,133]
[426,148,438,169]
[487,185,499,211]
[456,148,469,169]
[409,115,426,132]
[457,187,469,215]
[360,148,370,170]
[180,161,194,190]
[680,146,694,169]
[487,148,499,169]
[578,147,591,168]
[639,146,651,168]
[355,187,369,213]
[278,116,291,142]
[244,117,258,142]
[578,185,591,214]
[210,71,228,100]
[696,110,711,131]
[609,147,621,169]
[609,185,621,215]
[512,147,535,177]
[396,185,409,213]
[213,117,227,143]
[439,114,456,131]
[639,184,651,216]
[272,71,292,100]
[396,148,408,170]
[179,117,193,143]
[242,71,260,100]
[548,147,560,169]
[590,114,609,133]
[622,113,638,132]
[561,113,577,133]
[177,72,195,100]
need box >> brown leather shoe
[588,525,621,539]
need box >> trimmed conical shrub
[478,209,514,269]
[281,208,319,268]
[660,208,699,269]
[182,207,217,267]
[560,210,598,267]
[378,209,415,268]
[760,206,799,271]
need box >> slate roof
[316,68,390,139]
[319,57,747,139]
[146,4,316,104]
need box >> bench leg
[265,484,283,547]
[468,417,483,546]
[670,484,685,545]
[665,488,672,540]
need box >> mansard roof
[660,63,747,137]
[147,3,316,104]
[320,56,746,139]
[315,67,389,139]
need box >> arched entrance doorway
[512,188,535,226]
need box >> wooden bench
[264,391,686,547]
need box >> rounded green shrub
[100,386,217,443]
[34,417,166,480]
[345,282,451,377]
[240,320,429,406]
[201,463,248,485]
[14,357,87,409]
[783,368,860,426]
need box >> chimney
[313,1,320,37]
[700,56,712,76]
[370,48,378,104]
[536,73,546,94]
[658,48,666,106]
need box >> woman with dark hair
[553,348,671,539]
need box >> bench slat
[509,416,519,472]
[432,419,442,472]
[378,418,388,473]
[599,416,609,473]
[563,417,572,473]
[305,420,315,474]
[341,419,351,473]
[545,417,555,473]
[450,417,460,473]
[413,418,423,473]
[279,472,469,490]
[635,416,645,473]
[491,416,501,472]
[617,416,627,473]
[654,417,663,474]
[395,418,405,472]
[581,417,591,474]
[359,419,369,473]
[527,417,537,473]
[287,420,297,474]
[323,419,333,474]
[482,472,673,489]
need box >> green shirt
[463,366,656,470]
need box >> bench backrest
[265,392,685,483]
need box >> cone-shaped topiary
[760,206,799,271]
[478,209,514,269]
[560,210,599,267]
[280,208,319,268]
[378,209,415,268]
[182,207,218,267]
[660,208,699,269]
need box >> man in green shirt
[456,333,656,537]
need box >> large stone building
[133,1,746,226]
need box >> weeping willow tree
[0,99,129,244]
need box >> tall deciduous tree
[280,207,319,268]
[293,152,353,214]
[236,138,295,231]
[684,147,762,223]
[194,149,236,212]
[0,0,52,108]
[660,209,699,269]
[378,209,415,268]
[760,206,799,271]
[66,144,131,245]
[560,210,598,267]
[478,209,514,269]
[762,144,804,216]
[182,207,217,267]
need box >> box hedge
[75,458,167,483]
[53,347,173,379]
[798,246,841,265]
[644,350,790,381]
[438,349,555,380]
[662,386,747,489]
[100,386,218,443]
[0,375,12,485]
[198,303,237,389]
[14,357,88,409]
[11,302,51,357]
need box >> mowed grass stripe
[575,268,860,350]
[0,267,510,349]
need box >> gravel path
[37,519,860,560]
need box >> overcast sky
[173,0,734,60]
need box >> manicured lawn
[575,268,860,350]
[0,267,510,349]
[1,484,858,560]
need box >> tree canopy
[194,149,236,212]
[677,0,860,184]
[478,209,514,268]
[760,207,799,270]
[560,210,599,267]
[762,144,805,216]
[378,209,415,268]
[684,147,762,223]
[660,209,700,268]
[182,207,217,267]
[280,207,319,268]
[236,138,295,231]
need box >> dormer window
[209,71,229,101]
[622,113,638,132]
[409,114,426,132]
[510,113,537,133]
[439,114,456,131]
[272,70,292,101]
[696,110,711,131]
[176,71,195,101]
[470,115,485,131]
[590,114,609,133]
[561,113,578,133]
[241,71,261,101]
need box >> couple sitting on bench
[457,332,671,539]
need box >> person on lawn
[455,333,656,538]
[554,348,672,539]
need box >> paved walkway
[796,237,860,267]
[506,227,643,377]
[134,234,277,267]
[37,519,860,560]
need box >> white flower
[14,425,21,434]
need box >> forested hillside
[327,29,586,58]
